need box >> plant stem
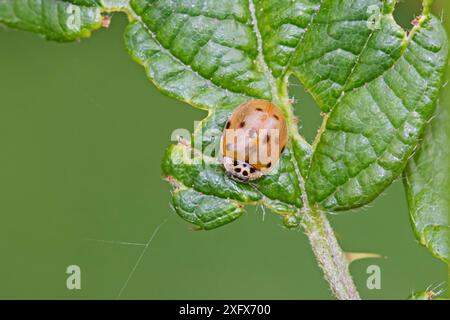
[276,79,360,300]
[301,208,361,300]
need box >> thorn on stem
[345,252,385,264]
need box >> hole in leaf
[393,0,424,31]
[287,76,322,144]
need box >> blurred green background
[0,0,448,299]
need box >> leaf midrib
[248,0,313,213]
[105,0,264,105]
[282,0,324,80]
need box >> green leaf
[162,142,303,229]
[293,2,448,210]
[171,187,245,230]
[0,0,103,42]
[124,0,313,229]
[65,0,101,6]
[404,103,450,263]
[5,0,446,229]
[255,0,322,78]
[121,0,448,229]
[126,0,272,106]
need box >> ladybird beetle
[220,100,288,182]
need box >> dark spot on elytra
[250,167,256,173]
[256,107,263,111]
[239,121,245,128]
[233,160,238,166]
[242,170,248,176]
[226,121,231,129]
[235,168,241,173]
[273,114,279,120]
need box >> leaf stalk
[279,80,360,300]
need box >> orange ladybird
[221,100,288,182]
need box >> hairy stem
[301,209,360,300]
[277,79,360,300]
